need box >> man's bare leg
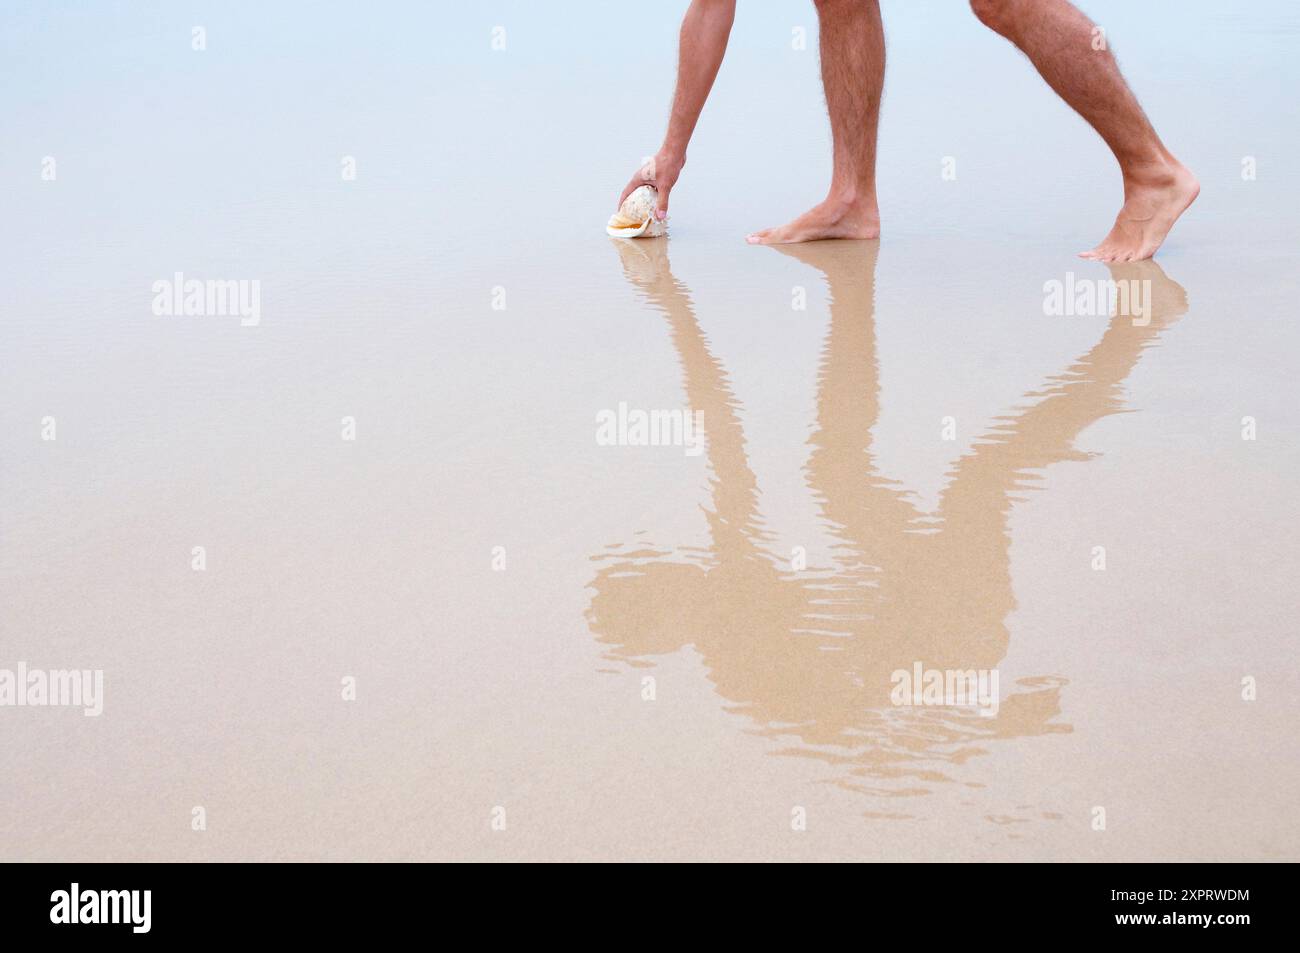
[971,0,1198,261]
[747,0,884,245]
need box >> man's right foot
[746,195,880,245]
[1080,160,1199,262]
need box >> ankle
[826,188,879,219]
[1123,154,1183,190]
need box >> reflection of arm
[642,272,771,565]
[611,239,771,564]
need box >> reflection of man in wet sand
[589,238,1186,797]
[619,0,1197,261]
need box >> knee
[970,0,1014,32]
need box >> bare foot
[746,195,880,245]
[1080,161,1199,262]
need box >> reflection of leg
[769,242,923,570]
[939,260,1187,545]
[769,243,883,460]
[928,260,1186,668]
[970,0,1197,261]
[747,0,883,245]
[773,242,882,461]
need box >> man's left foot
[1080,160,1199,262]
[746,195,880,245]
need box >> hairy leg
[747,0,884,245]
[970,0,1198,260]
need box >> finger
[654,184,671,220]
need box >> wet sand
[2,1,1298,860]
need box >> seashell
[607,185,666,238]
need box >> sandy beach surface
[3,1,1298,860]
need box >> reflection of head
[589,243,1186,795]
